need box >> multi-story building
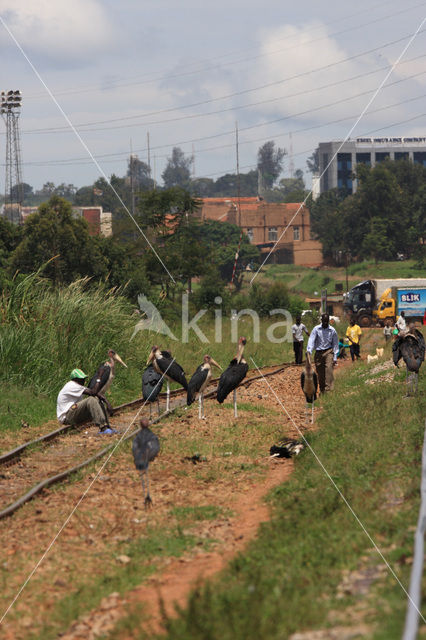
[318,137,426,195]
[198,197,323,266]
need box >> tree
[54,183,77,199]
[191,177,215,197]
[0,216,20,268]
[162,147,192,189]
[257,141,286,190]
[127,155,154,191]
[198,219,260,288]
[213,170,258,197]
[98,236,151,301]
[40,182,56,196]
[10,196,107,284]
[306,148,319,174]
[11,182,33,202]
[361,218,393,263]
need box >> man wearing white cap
[56,368,113,434]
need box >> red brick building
[197,197,322,266]
[73,207,112,237]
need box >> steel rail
[0,363,292,520]
[0,362,291,466]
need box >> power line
[19,96,426,169]
[17,30,426,135]
[23,0,424,102]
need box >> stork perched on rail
[147,346,188,412]
[187,355,222,419]
[216,337,248,418]
[132,418,160,509]
[142,365,163,419]
[392,325,425,396]
[88,349,127,431]
[301,351,318,423]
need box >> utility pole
[147,132,151,177]
[1,90,23,224]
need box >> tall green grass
[0,273,135,395]
[0,273,299,432]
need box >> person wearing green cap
[56,368,112,433]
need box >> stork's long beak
[210,358,222,370]
[146,351,154,365]
[114,353,128,368]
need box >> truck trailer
[343,278,426,326]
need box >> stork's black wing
[88,364,111,392]
[142,365,163,402]
[216,361,248,403]
[156,356,188,390]
[187,365,208,405]
[392,337,403,367]
[401,334,425,373]
[132,428,160,471]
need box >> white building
[318,137,426,195]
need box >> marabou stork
[216,337,248,418]
[88,349,127,431]
[301,352,318,423]
[132,418,160,509]
[392,325,425,396]
[142,365,164,419]
[147,346,188,412]
[187,355,222,419]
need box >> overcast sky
[0,0,425,191]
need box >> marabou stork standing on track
[132,418,160,509]
[187,355,222,419]
[216,337,248,418]
[392,325,425,396]
[147,346,188,412]
[301,352,318,423]
[142,365,164,419]
[88,349,127,431]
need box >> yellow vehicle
[373,288,395,325]
[373,286,426,326]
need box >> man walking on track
[346,318,362,361]
[307,313,339,393]
[292,315,310,364]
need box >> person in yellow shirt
[346,319,362,361]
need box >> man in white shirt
[57,368,113,434]
[291,316,310,364]
[396,311,406,334]
[307,313,339,393]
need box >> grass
[347,259,426,279]
[32,524,210,640]
[107,331,426,640]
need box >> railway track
[0,362,293,520]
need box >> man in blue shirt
[306,313,339,393]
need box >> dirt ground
[0,332,385,640]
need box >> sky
[0,0,425,192]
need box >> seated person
[338,338,350,359]
[56,368,115,435]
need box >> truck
[343,278,426,327]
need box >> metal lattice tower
[1,90,23,223]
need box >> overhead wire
[17,28,426,135]
[23,0,425,102]
[18,80,426,168]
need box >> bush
[193,269,230,311]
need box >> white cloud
[0,0,117,64]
